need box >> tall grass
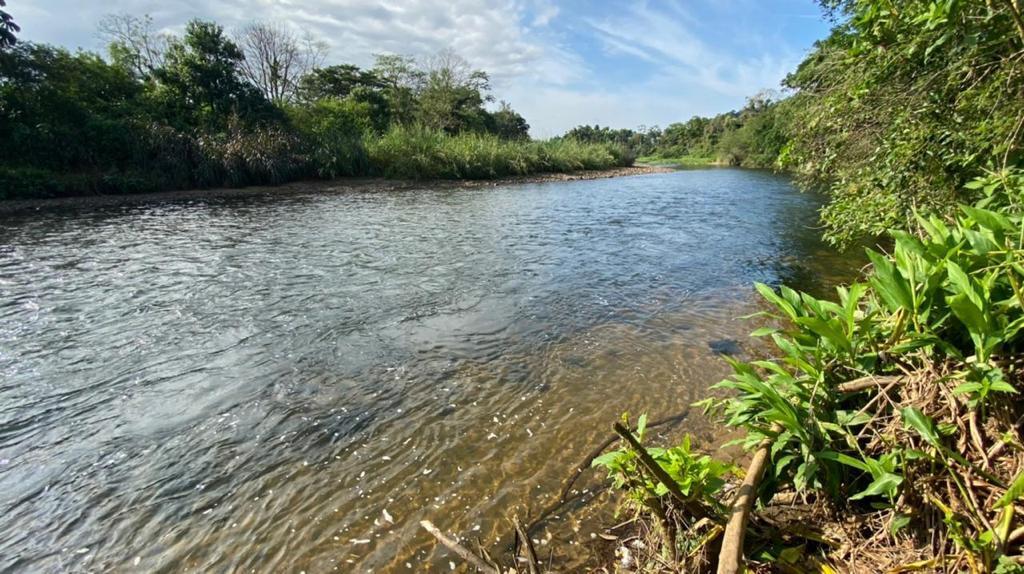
[1,123,634,200]
[365,124,632,180]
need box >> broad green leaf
[995,470,1024,508]
[850,472,902,500]
[867,250,914,312]
[962,205,1014,232]
[901,407,941,448]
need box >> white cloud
[13,0,814,135]
[585,3,799,99]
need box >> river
[0,169,859,572]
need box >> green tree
[0,43,143,170]
[371,54,423,126]
[0,0,18,49]
[784,0,1024,244]
[298,64,382,101]
[416,50,492,134]
[487,101,530,140]
[152,19,274,130]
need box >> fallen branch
[717,426,779,574]
[420,520,500,574]
[513,516,541,574]
[612,422,718,522]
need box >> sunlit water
[0,169,860,572]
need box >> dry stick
[835,374,904,394]
[525,410,691,536]
[612,422,717,522]
[420,520,499,574]
[513,516,541,574]
[560,410,690,504]
[716,426,779,574]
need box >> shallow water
[0,169,859,572]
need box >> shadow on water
[0,169,863,572]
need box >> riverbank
[0,165,673,214]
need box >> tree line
[573,0,1024,246]
[0,13,628,199]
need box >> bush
[286,98,372,178]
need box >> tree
[371,54,424,125]
[417,49,492,134]
[0,0,19,49]
[235,21,325,103]
[153,19,273,130]
[488,101,529,140]
[98,13,171,78]
[297,64,382,101]
[783,0,1024,244]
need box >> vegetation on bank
[584,1,1024,573]
[0,16,630,200]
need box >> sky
[13,0,832,136]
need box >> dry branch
[716,427,777,574]
[420,520,499,574]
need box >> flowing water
[0,169,860,573]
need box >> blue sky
[14,0,832,136]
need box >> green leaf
[750,327,777,337]
[952,382,983,395]
[996,470,1024,508]
[946,261,983,309]
[817,450,870,472]
[867,250,914,312]
[948,294,991,352]
[901,407,941,448]
[962,205,1014,232]
[850,472,903,500]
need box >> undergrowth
[595,169,1024,573]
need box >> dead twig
[420,520,500,574]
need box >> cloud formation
[13,0,826,135]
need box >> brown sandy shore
[0,165,674,214]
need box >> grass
[366,125,632,180]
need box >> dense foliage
[782,0,1024,245]
[0,0,17,49]
[0,17,625,200]
[592,2,1024,572]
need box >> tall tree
[0,0,19,49]
[417,49,491,134]
[297,64,382,101]
[371,54,424,126]
[235,21,325,103]
[98,13,171,78]
[153,19,272,130]
[488,101,530,140]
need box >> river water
[0,169,859,572]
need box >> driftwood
[420,520,499,574]
[716,430,776,574]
